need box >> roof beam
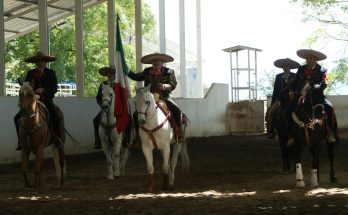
[4,29,20,33]
[15,0,73,12]
[5,0,61,22]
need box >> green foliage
[5,1,156,97]
[291,0,348,91]
[258,70,276,97]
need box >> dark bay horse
[18,82,66,188]
[272,88,294,172]
[291,81,336,188]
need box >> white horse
[99,83,129,180]
[135,87,190,192]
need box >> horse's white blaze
[99,84,127,180]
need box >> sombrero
[141,53,174,64]
[296,49,327,61]
[274,58,300,69]
[24,51,57,63]
[99,66,115,76]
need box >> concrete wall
[226,100,266,133]
[0,83,229,164]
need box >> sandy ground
[0,134,347,215]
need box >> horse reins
[139,101,171,149]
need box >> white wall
[0,83,229,164]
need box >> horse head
[135,85,156,126]
[101,82,114,114]
[294,80,325,130]
[18,82,37,115]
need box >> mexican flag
[114,16,130,133]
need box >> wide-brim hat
[274,58,300,69]
[24,51,56,63]
[99,66,115,76]
[296,49,327,61]
[141,53,174,64]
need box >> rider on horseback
[128,53,187,143]
[93,66,116,149]
[266,58,299,139]
[14,51,62,150]
[288,49,338,144]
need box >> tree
[5,1,156,96]
[291,0,348,91]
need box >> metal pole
[179,0,186,98]
[75,0,84,97]
[0,0,5,96]
[135,0,143,88]
[247,49,251,101]
[38,0,49,55]
[196,0,203,98]
[255,50,258,100]
[159,0,166,53]
[107,0,116,67]
[229,51,233,102]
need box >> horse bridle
[135,91,171,149]
[293,85,325,145]
[137,100,151,118]
[101,93,113,113]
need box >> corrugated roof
[4,0,107,42]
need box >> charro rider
[14,51,62,150]
[127,52,186,143]
[92,66,116,149]
[266,58,299,139]
[288,49,338,144]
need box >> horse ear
[146,84,151,92]
[17,78,23,86]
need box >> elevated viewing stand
[223,45,261,102]
[223,45,264,133]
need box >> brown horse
[291,81,336,188]
[272,88,295,172]
[18,81,66,188]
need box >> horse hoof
[149,187,155,193]
[330,177,337,184]
[107,175,114,180]
[296,180,305,188]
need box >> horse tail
[180,143,190,173]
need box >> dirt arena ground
[0,134,347,215]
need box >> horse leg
[327,141,337,183]
[142,145,155,192]
[102,144,114,180]
[294,142,305,188]
[34,148,44,189]
[279,136,291,172]
[169,143,182,190]
[310,143,321,187]
[113,137,122,177]
[161,144,170,190]
[21,149,31,188]
[58,146,66,188]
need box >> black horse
[291,81,337,188]
[272,88,295,172]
